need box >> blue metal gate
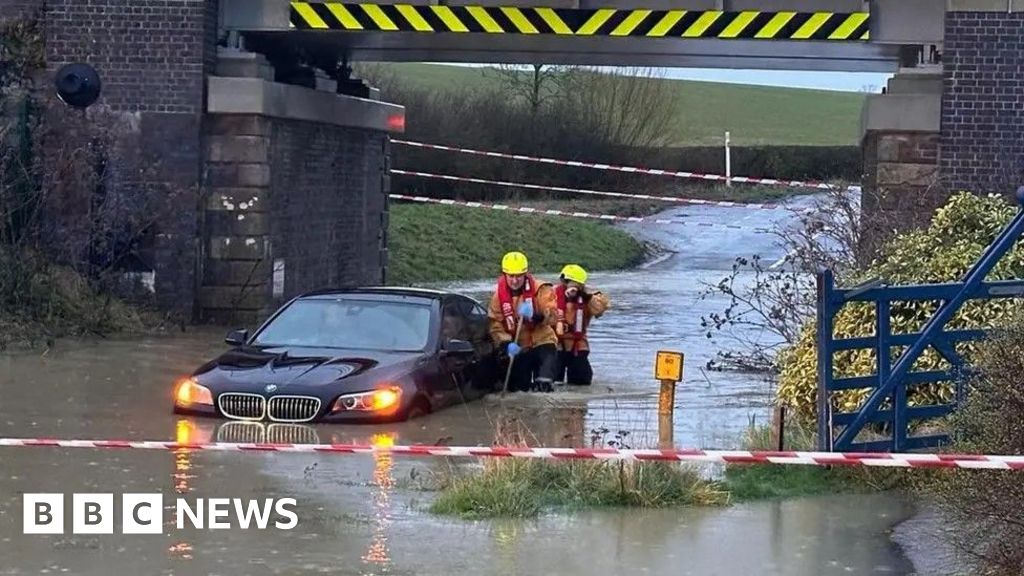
[816,191,1024,452]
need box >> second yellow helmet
[560,264,588,284]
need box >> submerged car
[173,287,502,423]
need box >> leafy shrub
[915,317,1024,575]
[776,191,1024,423]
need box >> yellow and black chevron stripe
[289,3,870,40]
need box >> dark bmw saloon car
[173,287,502,423]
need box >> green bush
[776,192,1024,423]
[914,317,1024,574]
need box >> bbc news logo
[23,494,298,534]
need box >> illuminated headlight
[331,386,402,413]
[174,377,213,406]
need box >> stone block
[203,259,273,287]
[206,115,272,137]
[207,210,270,236]
[206,188,269,212]
[206,135,270,163]
[877,162,940,187]
[207,235,271,260]
[206,163,271,188]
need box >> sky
[656,68,891,93]
[437,63,893,93]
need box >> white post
[724,131,732,187]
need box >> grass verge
[422,417,913,519]
[387,203,648,285]
[0,249,159,350]
[429,458,729,520]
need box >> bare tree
[555,67,678,158]
[485,64,576,116]
[698,186,878,372]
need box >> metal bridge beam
[223,0,903,72]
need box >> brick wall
[39,0,220,317]
[941,11,1024,193]
[269,119,387,296]
[199,115,388,326]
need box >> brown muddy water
[0,198,947,574]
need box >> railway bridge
[1,0,1020,322]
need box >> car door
[456,297,500,396]
[438,298,473,406]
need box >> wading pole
[501,316,525,397]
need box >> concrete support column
[859,70,942,257]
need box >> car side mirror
[225,329,249,346]
[443,339,474,355]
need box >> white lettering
[208,498,231,529]
[274,498,298,530]
[123,494,163,534]
[73,494,113,534]
[176,498,203,530]
[23,494,63,534]
[233,499,274,529]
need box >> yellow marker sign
[655,351,684,382]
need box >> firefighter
[555,264,609,386]
[488,251,559,393]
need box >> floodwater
[0,196,932,575]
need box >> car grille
[218,393,266,420]
[217,422,321,444]
[267,395,321,423]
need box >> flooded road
[0,196,928,574]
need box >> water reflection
[362,432,397,575]
[170,419,198,560]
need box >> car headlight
[331,386,402,413]
[175,377,213,406]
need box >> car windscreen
[252,298,433,351]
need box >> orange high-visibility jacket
[556,290,610,353]
[488,281,558,349]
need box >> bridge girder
[223,0,913,72]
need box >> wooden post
[772,405,786,451]
[658,379,676,448]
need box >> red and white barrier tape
[391,169,781,210]
[387,194,772,232]
[392,139,862,194]
[1,438,1022,469]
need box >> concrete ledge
[947,0,1024,12]
[207,76,405,134]
[887,73,942,95]
[861,93,940,137]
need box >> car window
[441,300,469,342]
[253,298,433,352]
[456,298,488,345]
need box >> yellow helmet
[501,251,529,274]
[560,264,588,284]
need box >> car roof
[296,286,472,302]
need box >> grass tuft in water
[429,457,729,519]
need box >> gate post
[816,267,836,451]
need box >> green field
[387,203,646,285]
[370,63,867,146]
